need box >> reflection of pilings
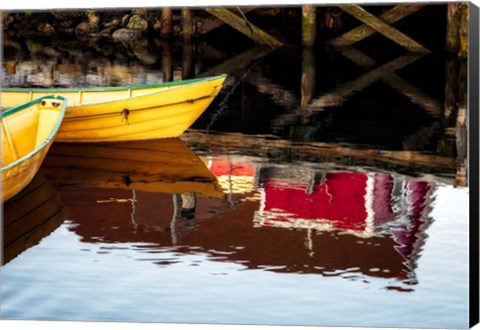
[302,5,316,47]
[310,53,424,108]
[171,194,179,245]
[162,41,173,82]
[341,48,442,117]
[181,192,196,220]
[440,56,467,186]
[456,60,468,186]
[301,46,315,109]
[161,8,173,40]
[199,45,275,79]
[182,131,457,183]
[244,71,298,109]
[182,42,194,79]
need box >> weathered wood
[443,56,468,185]
[338,5,429,53]
[181,130,457,182]
[456,105,467,186]
[446,3,462,53]
[182,7,194,41]
[161,41,173,82]
[310,53,424,108]
[205,7,283,47]
[182,42,194,79]
[332,4,425,46]
[197,6,257,36]
[161,8,173,39]
[302,5,316,47]
[458,3,469,58]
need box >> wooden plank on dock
[337,5,429,53]
[181,130,457,183]
[332,4,425,47]
[205,7,283,47]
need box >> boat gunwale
[0,74,227,93]
[1,95,68,172]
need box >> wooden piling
[182,42,194,79]
[458,3,469,58]
[331,4,425,47]
[446,3,469,58]
[446,3,461,54]
[162,41,173,82]
[441,55,468,186]
[302,5,316,47]
[182,8,194,41]
[338,5,429,53]
[161,7,173,40]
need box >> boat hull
[1,96,67,201]
[1,75,226,142]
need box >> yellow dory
[1,96,67,202]
[0,75,226,142]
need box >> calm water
[1,30,470,329]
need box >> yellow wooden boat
[0,75,227,142]
[1,95,67,202]
[40,138,225,199]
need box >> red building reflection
[52,154,435,290]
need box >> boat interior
[1,99,64,167]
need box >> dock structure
[204,7,284,48]
[2,4,470,186]
[190,4,467,185]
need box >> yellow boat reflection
[41,138,224,199]
[3,174,67,265]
